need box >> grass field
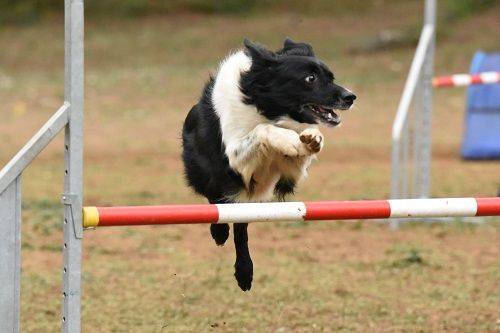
[1,1,500,332]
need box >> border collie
[182,38,356,291]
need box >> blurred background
[1,1,499,332]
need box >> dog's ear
[243,38,277,66]
[283,37,298,49]
[280,37,315,57]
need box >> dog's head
[240,38,356,126]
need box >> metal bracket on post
[61,193,83,239]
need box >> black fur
[274,177,296,201]
[182,78,245,201]
[240,38,355,125]
[181,38,356,291]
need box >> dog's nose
[342,91,356,104]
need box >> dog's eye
[304,74,316,84]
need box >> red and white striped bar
[433,71,500,88]
[82,197,500,228]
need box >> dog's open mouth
[306,104,346,126]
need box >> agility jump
[433,71,500,88]
[83,197,500,228]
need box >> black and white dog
[182,38,356,291]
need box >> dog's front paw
[268,130,309,157]
[280,141,309,157]
[299,128,324,154]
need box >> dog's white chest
[246,164,282,201]
[233,156,310,203]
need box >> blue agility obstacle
[461,51,500,159]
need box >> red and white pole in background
[82,197,500,228]
[433,71,500,88]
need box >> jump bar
[433,71,500,88]
[82,197,500,228]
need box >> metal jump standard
[390,0,500,227]
[0,1,84,332]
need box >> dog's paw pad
[300,129,324,153]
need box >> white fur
[212,50,323,202]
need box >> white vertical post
[0,177,22,333]
[390,0,436,227]
[424,0,436,27]
[415,0,435,198]
[413,80,423,198]
[402,118,409,198]
[62,0,84,332]
[390,138,401,200]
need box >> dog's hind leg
[233,223,253,291]
[210,224,230,246]
[209,199,230,246]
